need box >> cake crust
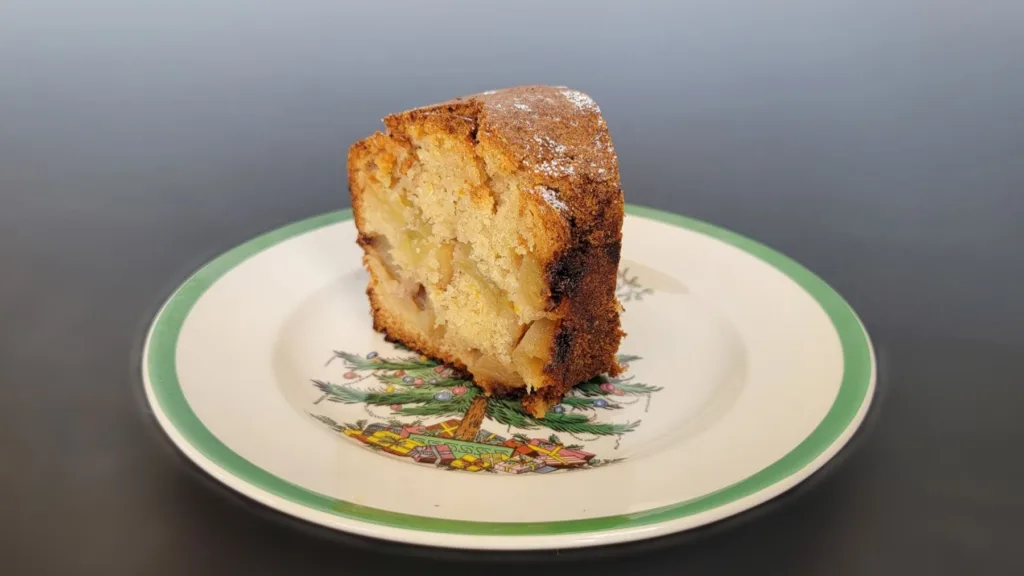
[349,85,625,417]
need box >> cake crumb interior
[355,129,558,392]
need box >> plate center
[272,261,748,474]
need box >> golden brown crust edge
[349,85,625,417]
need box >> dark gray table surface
[3,1,1023,574]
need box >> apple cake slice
[347,85,624,418]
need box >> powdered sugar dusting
[561,89,600,113]
[537,158,575,177]
[534,186,568,212]
[528,131,577,176]
[533,134,567,154]
[467,85,616,180]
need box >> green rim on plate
[145,204,873,535]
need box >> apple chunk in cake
[348,85,624,417]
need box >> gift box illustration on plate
[409,444,456,465]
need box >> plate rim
[141,204,875,547]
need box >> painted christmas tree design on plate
[310,352,660,474]
[307,264,660,474]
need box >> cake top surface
[389,85,619,186]
[376,85,624,246]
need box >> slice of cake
[348,85,624,418]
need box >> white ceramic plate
[142,204,875,550]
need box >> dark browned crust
[349,85,625,418]
[523,234,625,418]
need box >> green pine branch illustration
[328,350,441,371]
[313,379,468,406]
[574,379,662,397]
[315,349,653,438]
[610,381,662,394]
[559,396,623,409]
[616,268,654,302]
[486,398,639,436]
[309,413,345,433]
[375,373,465,388]
[344,418,368,431]
[391,394,477,417]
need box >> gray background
[2,1,1023,574]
